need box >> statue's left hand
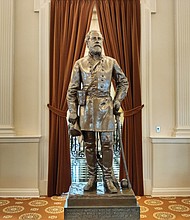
[68,113,78,125]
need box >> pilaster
[141,0,155,195]
[174,0,190,137]
[34,0,40,12]
[0,0,15,136]
[37,0,50,195]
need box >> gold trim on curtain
[96,0,144,195]
[48,0,95,196]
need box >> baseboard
[152,187,190,196]
[0,188,40,197]
[39,180,48,196]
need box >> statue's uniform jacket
[67,55,129,132]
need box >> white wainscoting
[151,137,190,196]
[0,136,40,197]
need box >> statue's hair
[85,30,103,43]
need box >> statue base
[64,182,140,220]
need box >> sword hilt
[113,109,121,117]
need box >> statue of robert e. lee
[67,30,129,194]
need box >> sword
[115,112,132,189]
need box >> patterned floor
[0,196,65,220]
[137,196,190,219]
[0,195,190,219]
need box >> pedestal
[64,182,140,220]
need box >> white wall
[149,0,190,196]
[0,0,40,197]
[0,141,39,197]
[151,0,175,137]
[152,141,190,196]
[14,0,39,135]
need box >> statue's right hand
[113,100,121,114]
[68,113,78,125]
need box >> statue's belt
[87,91,110,97]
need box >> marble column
[174,0,190,137]
[0,0,15,136]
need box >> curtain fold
[96,0,144,195]
[48,0,95,196]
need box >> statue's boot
[101,132,118,194]
[111,168,120,189]
[97,155,119,189]
[83,132,97,192]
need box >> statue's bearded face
[87,32,103,56]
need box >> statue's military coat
[67,54,129,132]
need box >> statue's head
[85,30,103,56]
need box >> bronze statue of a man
[67,30,129,193]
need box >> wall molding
[0,136,41,143]
[150,0,156,13]
[33,0,52,196]
[174,128,190,137]
[150,137,190,144]
[141,1,152,195]
[34,0,50,12]
[38,1,50,196]
[0,188,39,197]
[34,0,40,12]
[152,187,190,197]
[140,0,156,13]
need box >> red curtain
[96,0,144,195]
[48,0,95,196]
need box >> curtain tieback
[47,104,67,118]
[123,104,144,117]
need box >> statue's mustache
[94,44,101,48]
